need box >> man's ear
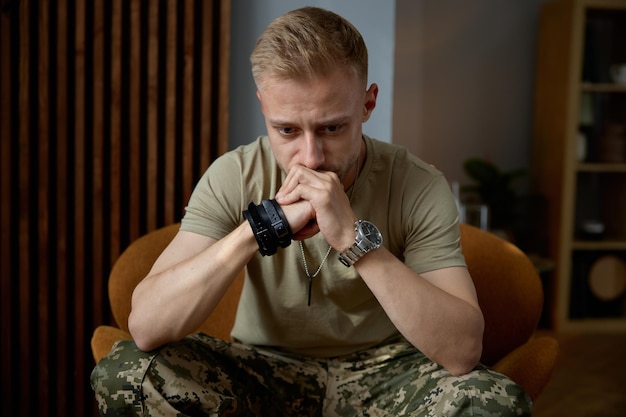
[362,83,378,122]
[256,90,264,112]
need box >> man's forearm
[356,248,484,375]
[128,223,257,351]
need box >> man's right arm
[128,222,258,351]
[128,199,315,352]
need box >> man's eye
[278,127,295,135]
[325,125,341,134]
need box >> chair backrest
[107,223,243,339]
[108,223,182,333]
[108,222,543,365]
[459,223,543,365]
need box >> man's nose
[302,134,325,170]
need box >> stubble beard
[327,150,360,192]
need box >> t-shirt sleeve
[180,153,245,240]
[401,172,466,274]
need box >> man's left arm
[355,248,484,376]
[274,164,483,374]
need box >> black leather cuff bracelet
[243,199,292,256]
[261,199,292,249]
[243,201,277,256]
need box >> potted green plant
[461,157,526,232]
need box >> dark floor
[532,331,626,416]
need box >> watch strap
[338,220,380,267]
[338,244,366,267]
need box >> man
[92,7,531,416]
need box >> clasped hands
[275,165,357,252]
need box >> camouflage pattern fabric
[91,333,531,416]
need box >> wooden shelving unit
[532,0,626,332]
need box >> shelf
[577,163,626,172]
[559,318,626,333]
[572,240,626,250]
[581,82,626,93]
[534,0,626,332]
[582,0,626,10]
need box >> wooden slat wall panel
[128,0,141,241]
[17,2,32,412]
[37,1,51,412]
[54,2,70,413]
[0,1,11,414]
[146,0,159,232]
[0,1,230,416]
[73,0,88,412]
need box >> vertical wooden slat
[55,1,69,415]
[73,0,87,414]
[110,0,122,272]
[128,0,141,240]
[0,1,14,415]
[38,1,51,414]
[17,0,32,411]
[164,0,177,224]
[200,0,231,166]
[182,0,194,206]
[146,0,159,231]
[91,0,105,336]
[199,0,214,171]
[217,0,231,157]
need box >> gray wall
[229,0,548,189]
[229,1,396,149]
[393,0,548,186]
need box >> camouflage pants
[90,333,531,416]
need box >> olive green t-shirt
[181,135,465,357]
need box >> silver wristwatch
[338,220,383,267]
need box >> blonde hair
[250,7,368,89]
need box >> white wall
[228,1,396,149]
[393,0,547,186]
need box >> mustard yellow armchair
[91,223,558,401]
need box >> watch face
[360,221,382,246]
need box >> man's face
[256,68,377,189]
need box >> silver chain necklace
[299,149,362,306]
[299,241,333,306]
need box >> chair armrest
[91,325,132,363]
[491,336,559,400]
